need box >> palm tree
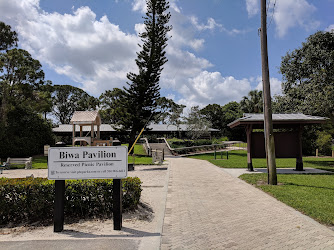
[240,90,263,113]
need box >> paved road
[161,157,334,250]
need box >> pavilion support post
[97,125,100,139]
[91,124,94,145]
[295,125,304,171]
[72,124,76,146]
[246,125,254,171]
[80,126,83,146]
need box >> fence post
[214,146,216,160]
[227,151,229,160]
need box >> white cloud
[273,0,320,38]
[246,0,320,38]
[246,0,259,17]
[132,0,181,14]
[0,0,140,95]
[190,16,247,35]
[325,24,334,32]
[190,16,222,31]
[131,0,146,13]
[176,71,252,108]
[255,77,282,97]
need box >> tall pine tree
[116,0,172,152]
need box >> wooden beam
[97,125,100,139]
[296,125,304,171]
[72,124,75,146]
[91,124,94,145]
[80,126,83,146]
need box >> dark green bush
[0,106,54,158]
[0,177,142,226]
[316,131,333,156]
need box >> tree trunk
[261,0,277,185]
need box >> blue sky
[0,0,333,110]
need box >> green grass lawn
[188,150,334,171]
[32,155,48,169]
[122,144,147,156]
[240,173,334,226]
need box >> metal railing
[140,138,151,156]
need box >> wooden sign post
[54,180,65,232]
[113,179,122,230]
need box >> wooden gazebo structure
[70,110,112,146]
[228,113,328,171]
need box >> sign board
[48,146,128,180]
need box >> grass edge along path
[240,173,334,226]
[188,150,334,172]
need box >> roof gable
[70,111,101,125]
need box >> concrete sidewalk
[161,157,334,249]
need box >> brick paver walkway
[161,157,334,249]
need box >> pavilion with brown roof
[228,113,328,171]
[70,110,105,146]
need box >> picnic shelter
[228,113,328,171]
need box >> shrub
[316,131,333,156]
[0,177,142,226]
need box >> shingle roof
[70,111,101,125]
[228,113,328,128]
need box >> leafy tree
[0,22,54,158]
[275,31,334,155]
[0,48,46,124]
[114,0,172,152]
[99,88,129,124]
[279,31,334,120]
[186,106,211,140]
[51,85,99,124]
[33,81,54,119]
[155,97,185,124]
[221,101,244,140]
[0,21,18,51]
[240,90,263,114]
[200,104,224,131]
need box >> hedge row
[173,144,226,155]
[168,139,214,148]
[0,177,142,226]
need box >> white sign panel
[48,146,128,180]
